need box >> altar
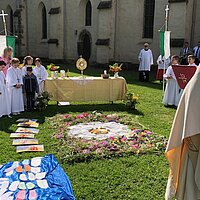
[44,77,127,102]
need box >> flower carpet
[47,112,168,163]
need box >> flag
[164,31,170,59]
[0,35,15,57]
[159,31,165,56]
[172,65,196,89]
[6,35,15,56]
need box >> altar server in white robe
[0,60,11,117]
[21,56,33,77]
[188,55,197,67]
[33,58,48,94]
[138,43,153,82]
[6,58,24,115]
[163,55,181,107]
[179,55,197,101]
[165,66,200,200]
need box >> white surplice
[0,71,11,117]
[163,66,181,106]
[138,49,153,71]
[6,66,24,113]
[33,65,48,94]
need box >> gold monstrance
[76,56,87,77]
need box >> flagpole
[163,5,170,95]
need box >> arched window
[143,0,155,38]
[42,5,47,39]
[6,6,13,35]
[85,1,92,26]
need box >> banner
[6,35,15,57]
[172,65,197,89]
[164,31,170,59]
[0,35,6,56]
[0,35,15,57]
[159,31,165,56]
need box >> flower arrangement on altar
[47,112,168,163]
[109,63,122,73]
[124,92,139,110]
[47,63,60,71]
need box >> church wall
[192,0,200,47]
[168,2,186,56]
[0,0,199,64]
[114,0,168,65]
[25,1,64,59]
[96,5,115,64]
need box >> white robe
[157,55,170,70]
[33,65,48,94]
[0,71,11,117]
[138,49,153,71]
[6,66,24,113]
[163,66,181,106]
[165,67,200,200]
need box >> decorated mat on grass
[0,154,75,200]
[48,112,168,163]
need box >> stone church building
[0,0,199,64]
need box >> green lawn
[0,65,176,199]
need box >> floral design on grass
[47,112,168,163]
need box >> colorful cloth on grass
[0,154,75,200]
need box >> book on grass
[15,127,39,134]
[16,118,38,123]
[12,139,39,146]
[17,121,39,128]
[16,145,44,153]
[10,133,35,138]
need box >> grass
[0,65,176,199]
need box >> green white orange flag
[164,31,170,59]
[159,30,171,59]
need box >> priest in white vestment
[6,58,24,115]
[165,66,200,200]
[33,58,48,94]
[0,60,11,117]
[163,55,181,107]
[138,43,153,81]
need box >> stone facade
[0,0,198,64]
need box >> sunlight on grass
[0,67,175,199]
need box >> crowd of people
[138,41,199,108]
[0,47,48,118]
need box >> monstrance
[76,56,87,77]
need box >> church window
[143,0,155,38]
[8,7,13,35]
[42,5,47,39]
[85,1,92,26]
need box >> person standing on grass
[180,41,192,65]
[165,66,200,200]
[0,60,11,118]
[33,58,48,95]
[163,55,181,107]
[188,55,197,67]
[193,41,200,66]
[21,55,34,77]
[23,66,39,111]
[156,55,170,83]
[6,58,24,115]
[0,46,13,76]
[138,43,153,82]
